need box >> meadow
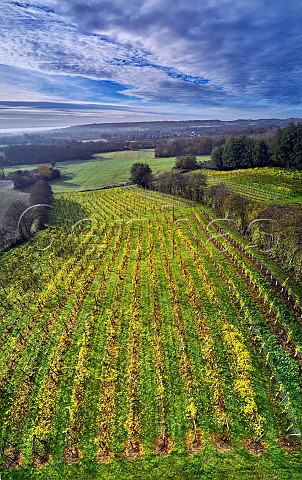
[3,150,210,193]
[0,186,302,479]
[3,150,302,205]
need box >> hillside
[0,187,302,479]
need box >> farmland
[50,150,177,192]
[3,150,210,193]
[204,167,302,204]
[1,186,302,479]
[3,150,301,205]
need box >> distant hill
[0,118,301,145]
[48,118,301,140]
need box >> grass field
[2,150,211,193]
[50,149,177,192]
[3,151,301,205]
[203,167,302,204]
[1,186,302,479]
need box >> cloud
[1,0,226,108]
[0,0,301,127]
[0,2,140,78]
[0,99,174,128]
[52,0,302,104]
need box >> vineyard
[204,167,302,203]
[1,186,302,479]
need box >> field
[4,150,301,205]
[204,167,302,204]
[50,150,177,192]
[3,150,210,193]
[1,186,302,479]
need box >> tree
[169,171,189,196]
[186,172,207,201]
[37,165,61,181]
[198,136,212,155]
[129,142,140,151]
[212,136,270,170]
[272,122,302,169]
[209,183,230,215]
[130,163,152,188]
[29,179,53,206]
[211,146,224,169]
[37,165,53,179]
[253,139,270,167]
[242,137,255,168]
[29,179,53,229]
[10,170,35,189]
[151,170,206,203]
[222,137,246,169]
[223,193,250,233]
[291,124,302,169]
[174,155,200,171]
[3,200,30,241]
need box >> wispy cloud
[0,101,171,128]
[0,0,301,127]
[54,0,302,102]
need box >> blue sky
[0,0,301,128]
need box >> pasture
[3,150,210,193]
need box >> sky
[0,0,301,129]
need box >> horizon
[0,0,301,130]
[0,116,301,136]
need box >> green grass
[3,448,302,480]
[3,154,301,204]
[3,150,210,193]
[50,149,176,192]
[47,150,208,193]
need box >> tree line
[154,136,218,157]
[211,123,302,170]
[1,140,131,167]
[151,171,207,202]
[2,122,301,171]
[211,137,270,169]
[154,123,302,171]
[7,165,61,189]
[209,183,302,281]
[130,162,207,202]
